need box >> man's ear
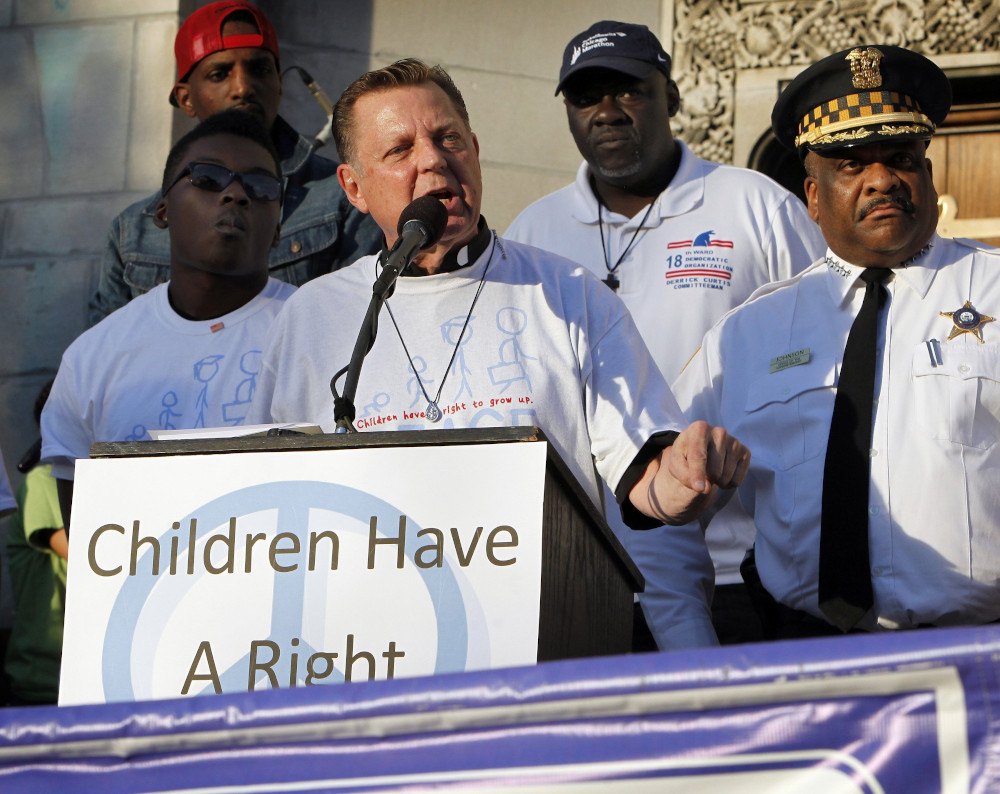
[804,175,820,223]
[337,163,369,214]
[271,221,282,248]
[172,84,198,119]
[666,79,681,117]
[801,151,821,222]
[153,199,169,229]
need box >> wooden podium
[90,427,642,663]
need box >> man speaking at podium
[250,60,748,560]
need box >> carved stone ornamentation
[925,0,1000,53]
[672,0,738,161]
[673,69,735,164]
[799,1,873,59]
[671,0,999,164]
[867,0,926,45]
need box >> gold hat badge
[846,47,884,90]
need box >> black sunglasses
[165,162,283,202]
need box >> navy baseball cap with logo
[556,21,672,96]
[771,44,951,153]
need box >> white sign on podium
[60,441,546,706]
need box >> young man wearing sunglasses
[41,111,295,522]
[88,0,381,326]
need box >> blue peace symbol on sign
[101,480,472,700]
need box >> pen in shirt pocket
[925,338,943,367]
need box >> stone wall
[0,1,177,494]
[0,0,179,626]
[255,0,667,240]
[669,0,1000,167]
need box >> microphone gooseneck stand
[331,286,386,433]
[331,197,448,432]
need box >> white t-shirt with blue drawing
[249,235,684,514]
[42,278,295,480]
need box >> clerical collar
[382,216,492,276]
[436,216,492,272]
[824,241,933,279]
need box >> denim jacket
[89,116,383,325]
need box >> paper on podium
[147,423,322,441]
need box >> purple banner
[3,625,999,792]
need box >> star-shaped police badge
[940,301,995,343]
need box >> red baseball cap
[169,1,280,106]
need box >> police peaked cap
[771,45,952,153]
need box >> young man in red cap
[89,0,381,325]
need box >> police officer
[674,45,1000,638]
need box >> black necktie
[819,267,891,632]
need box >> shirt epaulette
[951,237,1000,257]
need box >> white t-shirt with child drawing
[42,278,295,479]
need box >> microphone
[372,196,449,299]
[289,66,334,115]
[284,66,335,153]
[332,196,449,431]
[314,115,334,148]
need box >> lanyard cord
[384,233,501,421]
[598,196,658,289]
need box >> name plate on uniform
[60,442,546,705]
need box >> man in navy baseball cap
[506,20,826,651]
[555,20,671,96]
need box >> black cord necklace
[385,232,504,423]
[598,196,659,291]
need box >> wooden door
[930,120,1000,247]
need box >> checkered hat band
[799,92,920,136]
